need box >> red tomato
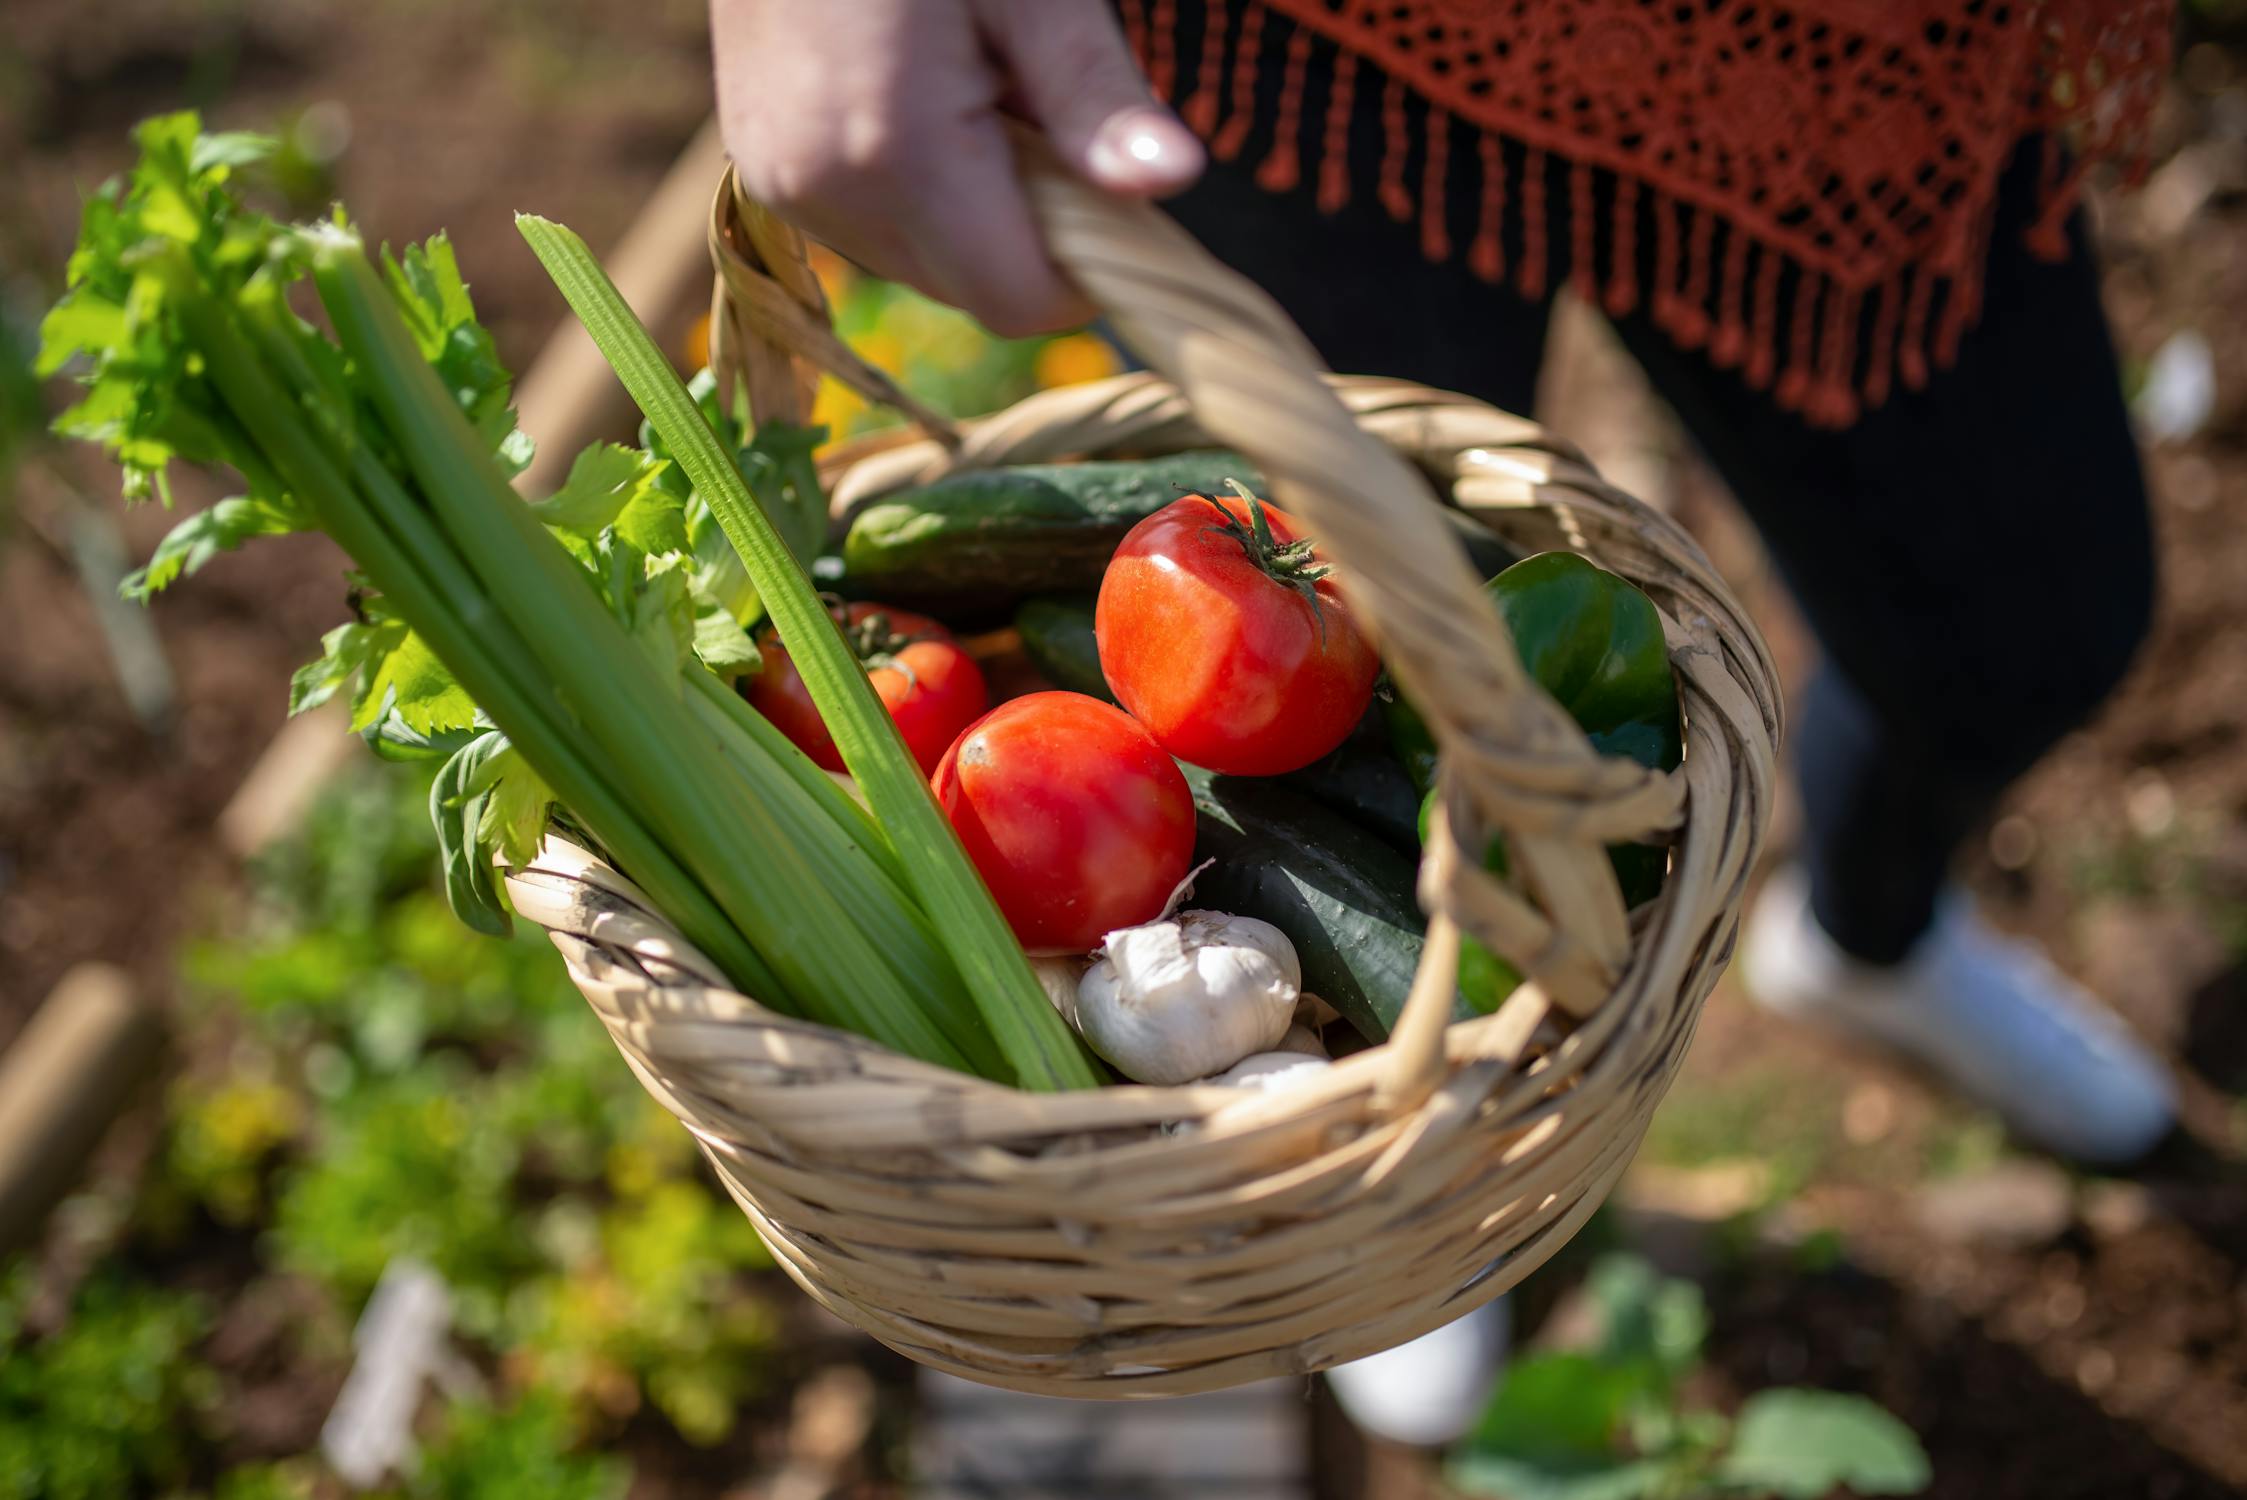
[932,691,1195,952]
[1096,492,1378,775]
[747,602,989,775]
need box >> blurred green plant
[1448,1254,1929,1500]
[271,1062,537,1337]
[0,1268,217,1500]
[212,1394,626,1500]
[510,1179,776,1444]
[161,1066,305,1227]
[779,246,1121,448]
[165,756,785,1451]
[407,1392,630,1500]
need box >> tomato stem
[1202,479,1333,643]
[843,609,922,692]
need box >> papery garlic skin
[1211,1052,1333,1092]
[1028,956,1087,1028]
[1074,910,1300,1085]
[1274,1023,1328,1058]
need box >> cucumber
[840,450,1263,596]
[1274,706,1422,854]
[1013,594,1113,701]
[808,554,1018,633]
[1182,764,1472,1044]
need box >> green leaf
[290,618,406,715]
[381,234,530,474]
[130,494,310,601]
[1715,1390,1930,1499]
[692,599,762,679]
[1447,1454,1672,1500]
[738,421,830,567]
[432,732,514,937]
[1587,1253,1708,1385]
[359,628,477,735]
[637,559,698,677]
[358,702,486,762]
[35,290,129,375]
[531,442,683,554]
[190,130,277,173]
[1467,1353,1658,1463]
[687,493,761,626]
[474,745,555,869]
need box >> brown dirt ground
[2,0,712,1050]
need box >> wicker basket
[501,140,1781,1398]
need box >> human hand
[712,0,1205,336]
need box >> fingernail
[1087,107,1206,194]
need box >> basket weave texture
[504,142,1782,1398]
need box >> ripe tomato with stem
[1096,485,1378,776]
[747,601,988,775]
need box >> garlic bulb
[1074,910,1300,1085]
[1211,1051,1333,1093]
[1274,1023,1328,1058]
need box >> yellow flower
[1036,332,1122,390]
[683,313,711,373]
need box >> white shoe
[1742,866,2176,1165]
[1323,1294,1510,1447]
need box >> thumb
[975,0,1206,196]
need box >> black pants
[1152,17,2156,963]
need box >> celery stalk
[308,233,982,1073]
[518,216,1101,1091]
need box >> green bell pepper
[1389,550,1682,1012]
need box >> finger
[898,114,1099,336]
[974,0,1205,197]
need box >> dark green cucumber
[1274,706,1422,854]
[1182,764,1471,1044]
[1013,594,1113,701]
[809,554,1017,632]
[840,450,1263,596]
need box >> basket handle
[709,127,1678,1111]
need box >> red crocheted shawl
[1122,0,2171,426]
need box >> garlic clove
[1028,956,1088,1028]
[1295,991,1341,1031]
[1073,909,1301,1086]
[1274,1023,1328,1058]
